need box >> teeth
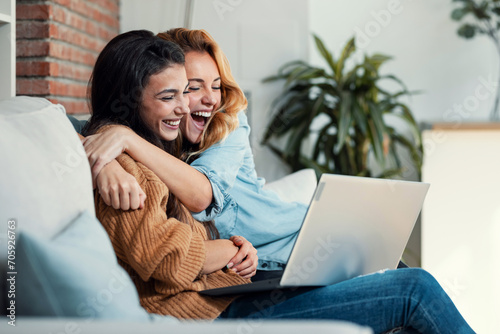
[192,111,211,118]
[163,119,180,126]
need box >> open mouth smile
[191,111,212,130]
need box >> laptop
[200,173,430,296]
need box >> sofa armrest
[1,318,373,334]
[263,169,317,205]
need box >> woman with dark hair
[83,29,256,319]
[83,29,475,333]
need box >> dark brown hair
[83,30,196,230]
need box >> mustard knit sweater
[95,154,250,320]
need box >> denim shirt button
[261,263,268,268]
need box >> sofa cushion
[263,168,317,205]
[15,210,166,321]
[0,96,95,238]
[0,96,158,320]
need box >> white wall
[120,0,188,33]
[309,0,497,124]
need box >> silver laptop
[200,173,430,296]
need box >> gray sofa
[0,96,372,334]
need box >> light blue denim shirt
[191,111,308,270]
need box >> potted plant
[262,35,423,179]
[451,0,500,120]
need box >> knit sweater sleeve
[96,154,207,291]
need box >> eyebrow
[155,89,178,97]
[155,83,189,97]
[188,77,221,83]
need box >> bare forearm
[202,239,238,275]
[126,134,213,212]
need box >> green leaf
[457,23,477,39]
[336,92,353,152]
[285,67,326,87]
[298,157,329,178]
[390,103,422,147]
[366,53,392,72]
[366,104,385,166]
[473,2,490,19]
[375,168,405,179]
[313,34,337,76]
[352,98,368,135]
[377,74,409,94]
[392,133,423,170]
[277,60,309,76]
[312,122,332,160]
[451,7,469,21]
[336,37,356,81]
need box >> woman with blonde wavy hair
[83,27,308,279]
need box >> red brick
[50,80,87,97]
[97,25,118,42]
[16,21,51,39]
[16,40,50,57]
[17,60,93,82]
[54,24,106,53]
[17,78,50,95]
[87,0,119,16]
[16,0,119,112]
[51,0,119,30]
[16,61,51,77]
[16,3,52,20]
[52,62,93,82]
[50,5,116,43]
[49,41,98,66]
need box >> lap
[219,268,437,332]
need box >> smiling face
[182,51,222,144]
[140,64,190,142]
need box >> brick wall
[16,0,120,115]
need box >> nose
[175,94,190,116]
[201,90,217,106]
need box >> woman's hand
[97,160,146,210]
[228,236,258,278]
[81,125,134,180]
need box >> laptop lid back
[280,174,430,287]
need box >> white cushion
[0,96,95,311]
[263,168,317,205]
[0,96,94,237]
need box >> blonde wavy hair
[157,28,247,155]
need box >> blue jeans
[218,268,475,334]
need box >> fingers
[100,183,145,211]
[228,235,258,278]
[109,185,123,210]
[138,189,147,209]
[96,161,145,211]
[82,132,125,174]
[228,236,249,267]
[233,257,257,277]
[129,184,147,210]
